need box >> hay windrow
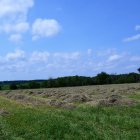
[0,83,140,109]
[0,109,10,116]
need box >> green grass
[0,96,140,140]
[129,92,140,100]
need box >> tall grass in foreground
[0,96,140,140]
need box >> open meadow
[0,83,140,140]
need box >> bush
[28,81,40,89]
[9,83,18,90]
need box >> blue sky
[0,0,140,80]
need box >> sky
[0,0,140,81]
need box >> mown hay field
[0,83,140,140]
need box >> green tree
[41,81,48,88]
[28,81,40,89]
[138,68,140,73]
[96,72,110,84]
[18,84,28,89]
[9,83,18,90]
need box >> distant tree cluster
[138,68,140,73]
[0,68,140,90]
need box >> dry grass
[0,83,140,108]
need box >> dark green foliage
[9,83,18,90]
[18,84,29,89]
[41,80,48,88]
[0,69,140,90]
[96,72,110,84]
[28,81,40,89]
[41,73,139,88]
[138,68,140,73]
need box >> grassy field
[0,83,140,140]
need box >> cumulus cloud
[8,34,22,43]
[97,48,116,57]
[135,25,140,31]
[30,51,50,63]
[123,24,140,42]
[130,56,140,61]
[53,52,80,60]
[0,22,29,34]
[0,0,34,20]
[87,49,93,55]
[0,0,62,43]
[123,34,140,42]
[126,65,137,69]
[0,50,81,76]
[0,0,33,42]
[107,54,122,62]
[32,19,61,40]
[1,48,138,80]
[6,49,25,61]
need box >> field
[0,83,140,140]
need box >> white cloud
[32,19,61,40]
[123,24,140,42]
[108,54,122,62]
[123,34,140,42]
[130,56,140,61]
[0,22,29,34]
[97,48,116,57]
[0,1,62,42]
[8,34,22,43]
[126,65,137,69]
[87,49,93,55]
[53,52,80,60]
[6,49,25,61]
[1,49,138,80]
[135,25,140,31]
[0,50,81,74]
[0,0,34,20]
[30,51,50,62]
[0,0,33,43]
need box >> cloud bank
[0,49,138,80]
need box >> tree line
[0,68,140,90]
